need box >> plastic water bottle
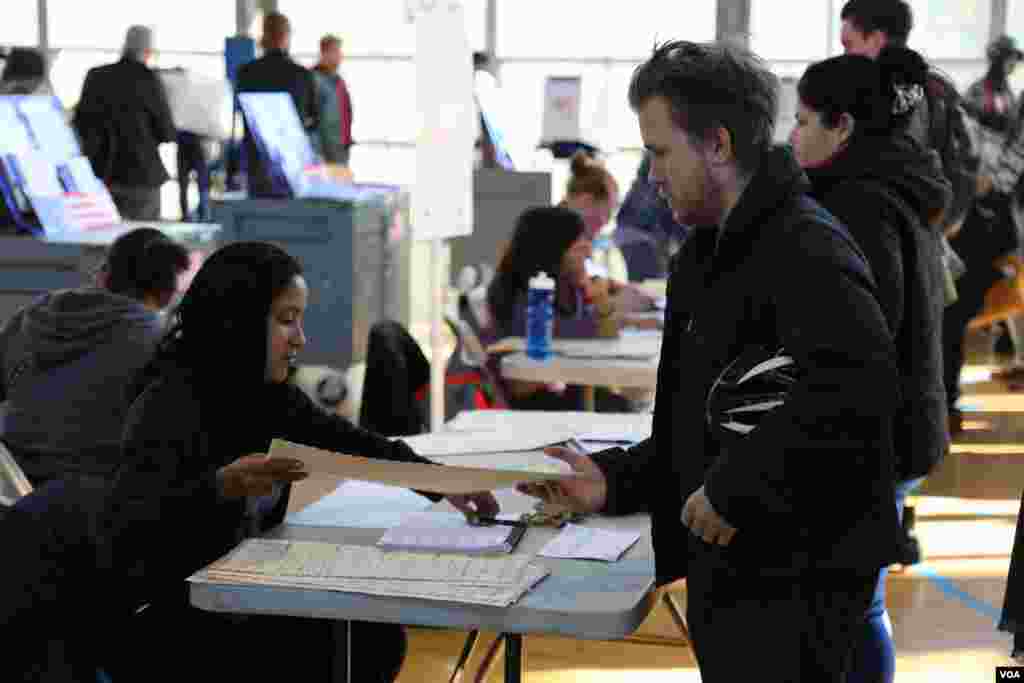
[526,271,555,360]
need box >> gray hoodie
[0,289,163,482]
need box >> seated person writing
[94,241,497,683]
[483,206,633,412]
[0,227,189,486]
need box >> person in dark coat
[2,242,498,682]
[520,40,904,682]
[72,26,176,220]
[236,11,320,197]
[0,228,190,486]
[791,48,952,683]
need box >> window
[906,0,991,60]
[49,49,119,107]
[497,0,715,59]
[0,3,37,46]
[281,0,486,57]
[49,0,234,52]
[751,0,830,60]
[345,60,418,143]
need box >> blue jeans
[847,477,923,683]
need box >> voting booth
[0,94,219,324]
[214,92,411,371]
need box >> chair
[359,320,430,437]
[0,438,33,506]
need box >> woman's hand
[447,491,500,519]
[217,454,308,499]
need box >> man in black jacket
[236,11,320,198]
[520,41,905,682]
[73,25,176,220]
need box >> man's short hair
[840,0,913,47]
[262,12,291,46]
[320,34,342,53]
[627,41,778,176]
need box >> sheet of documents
[286,480,433,528]
[537,524,641,562]
[398,429,577,456]
[15,152,62,196]
[192,538,549,606]
[269,439,570,493]
[553,337,661,360]
[446,410,653,440]
[378,511,522,554]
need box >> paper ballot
[397,429,577,456]
[268,439,570,493]
[538,524,641,562]
[192,538,548,607]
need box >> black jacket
[592,146,905,583]
[236,49,320,197]
[96,373,438,604]
[73,58,176,188]
[806,135,951,481]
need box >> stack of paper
[538,524,641,562]
[191,538,548,607]
[446,410,653,440]
[554,337,661,360]
[397,429,577,457]
[378,512,524,554]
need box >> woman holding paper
[97,241,498,682]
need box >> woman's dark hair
[797,47,928,138]
[487,206,585,327]
[1,48,46,83]
[135,242,303,396]
[104,227,190,300]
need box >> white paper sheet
[286,480,433,528]
[398,429,578,456]
[446,411,653,440]
[538,524,641,562]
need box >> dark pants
[176,131,211,222]
[942,261,1002,411]
[1001,487,1024,652]
[686,538,877,683]
[103,597,407,682]
[109,184,161,221]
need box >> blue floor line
[917,565,1003,623]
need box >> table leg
[582,386,596,412]
[332,619,351,683]
[504,633,524,683]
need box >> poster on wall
[414,1,475,239]
[540,76,582,145]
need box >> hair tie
[892,83,924,115]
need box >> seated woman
[484,206,632,412]
[560,151,658,314]
[0,227,190,485]
[790,47,951,683]
[95,241,497,682]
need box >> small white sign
[541,76,582,144]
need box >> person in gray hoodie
[0,227,190,485]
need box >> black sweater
[96,374,438,603]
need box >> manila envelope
[268,439,571,494]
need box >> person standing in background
[73,26,176,220]
[313,34,354,166]
[236,12,320,197]
[0,47,52,96]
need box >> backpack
[907,72,980,231]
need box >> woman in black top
[96,242,498,682]
[791,48,951,683]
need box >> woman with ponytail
[791,47,952,683]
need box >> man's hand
[977,173,994,196]
[681,485,737,546]
[217,454,308,499]
[447,491,500,519]
[516,447,608,514]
